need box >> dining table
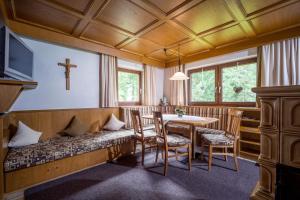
[142,114,219,159]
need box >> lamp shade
[169,72,189,80]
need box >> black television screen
[0,26,34,80]
[8,34,33,78]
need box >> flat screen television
[0,26,34,81]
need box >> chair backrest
[153,111,167,141]
[130,110,144,137]
[226,109,243,139]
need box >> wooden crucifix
[58,58,77,90]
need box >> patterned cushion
[196,127,225,135]
[136,130,157,138]
[143,124,155,131]
[157,134,191,147]
[4,129,135,172]
[201,134,234,145]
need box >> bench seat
[4,129,135,172]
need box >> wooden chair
[153,111,192,176]
[131,110,157,165]
[200,109,243,171]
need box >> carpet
[25,152,259,200]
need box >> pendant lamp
[169,45,189,80]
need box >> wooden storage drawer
[281,97,300,133]
[281,132,300,168]
[5,148,108,192]
[260,98,280,131]
[260,132,279,162]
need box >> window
[221,62,257,103]
[117,68,141,105]
[188,58,257,106]
[190,67,216,102]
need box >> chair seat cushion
[136,130,157,138]
[157,134,191,147]
[196,127,225,135]
[143,124,155,131]
[201,134,234,145]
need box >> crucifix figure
[58,58,77,90]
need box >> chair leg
[224,147,228,161]
[208,145,213,171]
[133,140,137,155]
[155,145,159,164]
[200,140,204,160]
[175,149,178,161]
[188,144,192,171]
[234,145,239,171]
[164,149,168,176]
[141,142,145,166]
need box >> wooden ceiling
[1,0,300,67]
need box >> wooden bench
[0,108,134,198]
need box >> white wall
[118,58,143,71]
[12,37,253,110]
[185,48,257,70]
[11,38,100,111]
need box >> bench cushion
[4,130,135,172]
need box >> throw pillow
[64,116,89,137]
[89,120,100,133]
[103,114,125,131]
[8,121,42,148]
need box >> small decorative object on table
[175,107,186,118]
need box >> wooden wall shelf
[0,79,38,88]
[237,107,261,161]
[0,79,38,113]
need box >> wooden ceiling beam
[72,0,110,37]
[167,20,214,48]
[244,0,300,20]
[166,25,300,67]
[7,19,165,67]
[116,0,206,49]
[7,0,17,19]
[115,20,166,48]
[129,0,166,19]
[36,0,84,19]
[0,0,9,24]
[224,0,256,37]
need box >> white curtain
[259,37,300,86]
[163,65,186,106]
[100,54,118,107]
[143,64,158,105]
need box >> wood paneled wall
[8,108,119,141]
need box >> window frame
[188,66,219,105]
[117,67,142,106]
[188,57,257,107]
